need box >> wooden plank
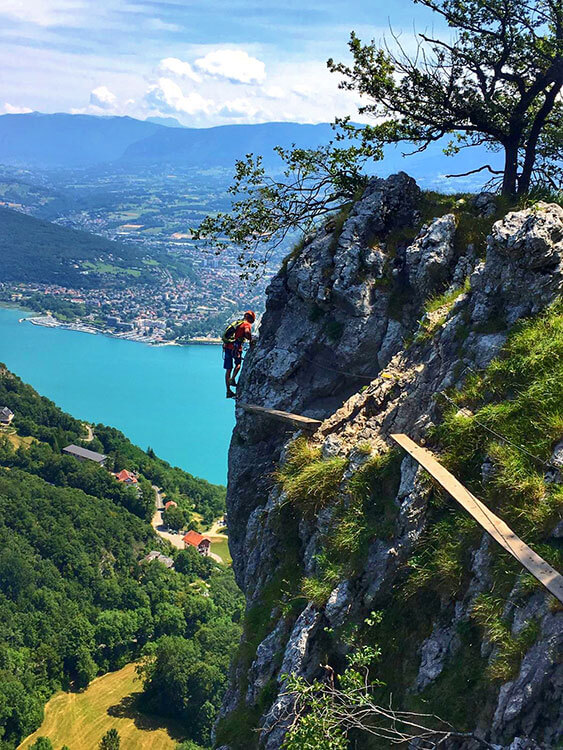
[391,433,563,605]
[239,403,322,432]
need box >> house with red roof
[182,530,211,556]
[115,469,138,485]
[164,500,178,510]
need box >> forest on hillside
[0,206,151,288]
[0,365,238,748]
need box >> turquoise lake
[0,307,234,485]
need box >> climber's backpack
[222,319,245,346]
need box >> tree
[193,144,376,278]
[162,504,187,532]
[99,728,120,750]
[175,547,214,580]
[330,0,563,197]
[280,647,494,749]
[30,739,54,750]
[195,0,562,275]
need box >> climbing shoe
[226,390,236,399]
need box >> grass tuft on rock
[300,449,402,607]
[437,299,563,541]
[405,300,562,603]
[277,438,347,516]
[470,593,540,681]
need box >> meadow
[19,663,186,750]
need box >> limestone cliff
[217,174,563,750]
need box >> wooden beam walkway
[391,433,563,605]
[238,403,322,433]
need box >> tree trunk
[518,81,562,196]
[501,141,519,197]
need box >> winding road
[79,425,225,564]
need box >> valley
[0,167,271,342]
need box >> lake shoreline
[20,313,222,347]
[0,306,233,484]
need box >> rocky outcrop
[220,177,563,749]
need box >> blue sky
[0,0,448,126]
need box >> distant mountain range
[0,112,501,189]
[0,113,162,168]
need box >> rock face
[220,177,563,749]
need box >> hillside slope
[0,206,143,286]
[0,365,235,748]
[219,176,563,749]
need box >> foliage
[193,145,377,279]
[0,206,143,288]
[30,739,54,750]
[301,450,402,606]
[276,438,347,517]
[99,729,120,750]
[0,366,241,748]
[282,644,458,749]
[162,505,188,532]
[424,275,471,315]
[93,424,225,526]
[195,1,562,278]
[25,293,86,323]
[405,301,563,606]
[0,366,225,524]
[470,594,540,681]
[174,547,214,580]
[437,299,563,539]
[330,0,563,196]
[138,590,243,746]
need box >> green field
[209,536,232,564]
[19,663,185,750]
[82,261,141,277]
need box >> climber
[222,310,255,399]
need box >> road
[83,423,94,442]
[151,486,224,563]
[151,485,185,550]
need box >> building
[182,530,211,556]
[142,550,174,569]
[63,444,107,466]
[116,469,138,485]
[0,407,14,426]
[164,500,178,510]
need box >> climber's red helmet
[244,310,256,323]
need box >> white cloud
[144,18,182,33]
[3,102,33,114]
[0,0,87,27]
[158,57,201,82]
[219,98,263,119]
[145,77,214,115]
[194,49,266,84]
[89,85,117,109]
[262,85,286,100]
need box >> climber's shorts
[223,346,242,370]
